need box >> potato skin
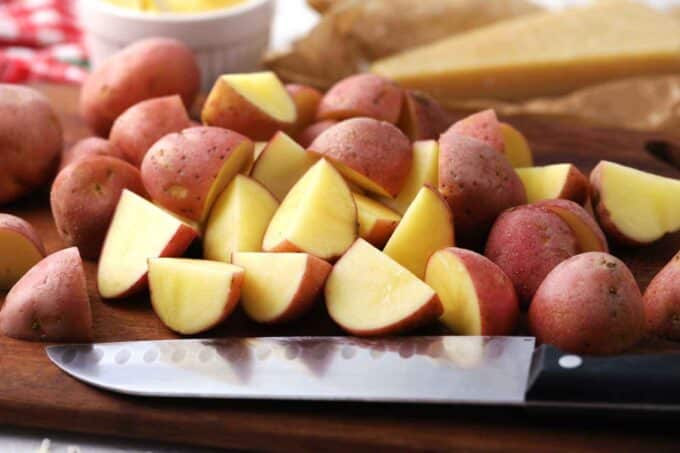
[643,252,680,340]
[529,252,644,355]
[485,205,578,306]
[398,90,452,141]
[141,127,253,221]
[50,156,146,259]
[536,198,609,253]
[308,118,412,197]
[559,165,590,206]
[60,137,123,170]
[0,213,46,257]
[317,74,404,124]
[109,95,192,167]
[285,84,323,136]
[296,120,338,148]
[439,133,526,243]
[449,109,504,154]
[79,38,200,137]
[0,84,63,205]
[0,247,92,342]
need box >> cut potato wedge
[232,252,331,324]
[97,190,198,299]
[354,193,401,248]
[203,175,279,263]
[148,258,243,335]
[516,163,588,205]
[536,199,608,253]
[250,131,318,201]
[202,71,297,140]
[379,140,439,214]
[0,214,46,290]
[590,161,680,245]
[325,239,443,336]
[383,185,454,279]
[500,123,533,168]
[263,159,358,261]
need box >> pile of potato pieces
[1,38,680,356]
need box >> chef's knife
[46,336,680,410]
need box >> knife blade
[46,336,534,404]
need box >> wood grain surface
[1,84,680,451]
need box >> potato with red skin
[317,74,404,124]
[80,38,200,136]
[448,109,504,154]
[0,84,62,205]
[485,205,578,306]
[296,120,337,148]
[109,95,192,167]
[644,251,680,340]
[51,156,147,259]
[141,127,254,222]
[308,118,412,197]
[285,84,323,136]
[0,214,46,290]
[398,90,451,141]
[0,247,92,342]
[439,133,526,243]
[60,137,123,170]
[535,199,608,253]
[529,252,644,355]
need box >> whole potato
[448,109,504,154]
[50,156,146,259]
[439,133,526,243]
[485,205,578,306]
[529,252,644,355]
[0,84,62,205]
[0,247,92,342]
[109,95,192,167]
[60,137,123,170]
[643,251,680,340]
[80,38,200,136]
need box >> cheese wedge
[372,1,680,102]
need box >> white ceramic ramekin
[77,0,275,90]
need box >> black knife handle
[526,345,680,407]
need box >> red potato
[536,199,608,253]
[398,90,451,141]
[60,137,123,170]
[0,84,62,205]
[0,214,46,290]
[643,251,680,340]
[308,118,412,197]
[296,120,338,148]
[141,127,254,222]
[438,133,526,243]
[80,38,200,136]
[448,109,504,154]
[529,252,644,355]
[285,83,323,136]
[485,205,578,306]
[317,74,404,124]
[109,95,192,167]
[50,156,147,260]
[0,247,92,342]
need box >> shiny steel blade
[47,336,535,405]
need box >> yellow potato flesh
[383,186,454,279]
[232,252,306,322]
[263,159,357,260]
[332,160,392,198]
[97,190,191,298]
[500,123,533,168]
[251,132,318,201]
[148,258,242,335]
[201,141,254,222]
[601,162,680,243]
[516,164,571,203]
[326,239,437,332]
[546,206,602,252]
[0,230,43,290]
[353,193,401,240]
[222,72,296,123]
[380,140,439,214]
[204,175,279,263]
[425,250,481,335]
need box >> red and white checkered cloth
[0,0,88,84]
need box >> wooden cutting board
[1,84,680,452]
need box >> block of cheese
[371,1,680,102]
